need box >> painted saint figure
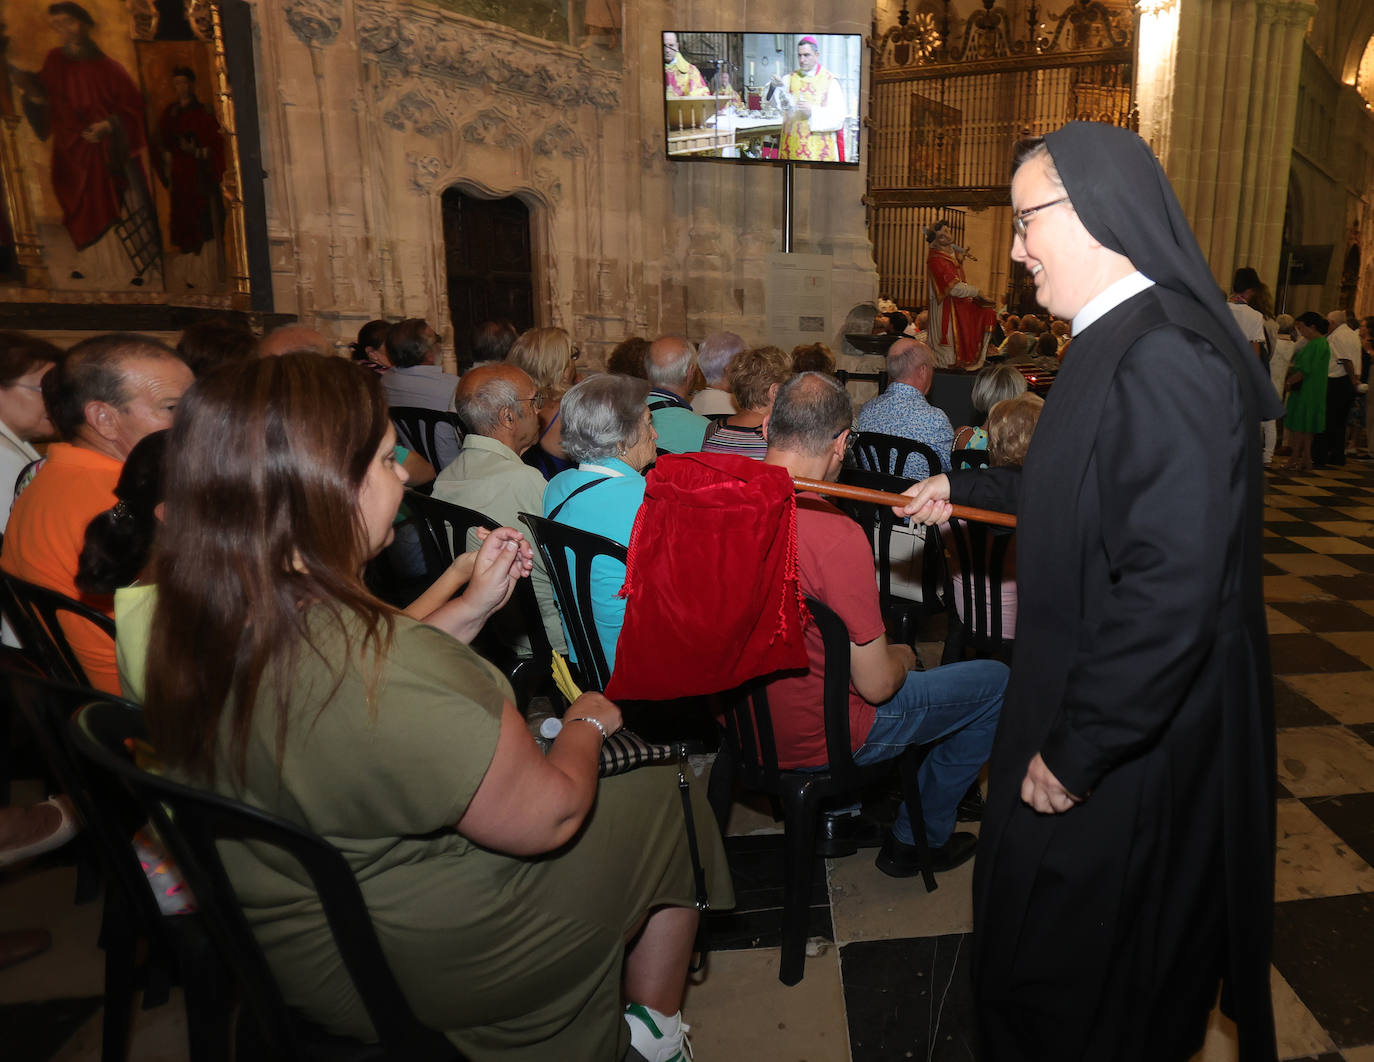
[12,2,160,281]
[926,219,996,369]
[157,66,225,257]
[769,36,847,162]
[662,32,709,97]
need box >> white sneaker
[624,1003,693,1062]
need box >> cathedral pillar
[1134,0,1314,287]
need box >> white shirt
[1072,271,1156,336]
[1227,301,1265,345]
[1327,323,1360,378]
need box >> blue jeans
[852,659,1007,847]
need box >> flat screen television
[663,31,863,166]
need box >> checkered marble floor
[684,460,1374,1062]
[1,463,1372,1061]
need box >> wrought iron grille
[867,0,1135,310]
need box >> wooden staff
[792,476,1017,529]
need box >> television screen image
[663,31,863,165]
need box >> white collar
[1072,271,1155,336]
[579,462,626,478]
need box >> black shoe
[815,810,885,858]
[874,830,978,878]
[956,784,985,823]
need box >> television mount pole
[781,161,794,253]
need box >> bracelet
[567,716,608,741]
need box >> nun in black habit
[900,122,1284,1060]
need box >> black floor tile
[1268,633,1372,675]
[702,900,833,952]
[1272,601,1374,632]
[1275,778,1292,798]
[1264,538,1320,554]
[0,996,102,1062]
[1262,558,1288,576]
[842,935,978,1062]
[722,833,828,910]
[1335,554,1374,575]
[1351,723,1374,748]
[1266,520,1327,537]
[1281,507,1352,522]
[1302,793,1374,869]
[1306,574,1374,599]
[1272,892,1374,1048]
[1272,678,1339,727]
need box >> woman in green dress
[1284,311,1331,472]
[137,354,731,1062]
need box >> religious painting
[909,93,962,187]
[0,0,251,307]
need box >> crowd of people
[1,118,1370,1060]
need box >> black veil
[1042,122,1284,418]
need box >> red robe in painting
[38,46,150,250]
[159,98,224,254]
[927,246,996,367]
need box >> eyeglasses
[833,426,857,456]
[515,393,546,411]
[570,345,582,362]
[1012,196,1070,239]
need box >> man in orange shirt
[2,333,192,693]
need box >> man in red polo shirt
[762,371,1005,874]
[2,333,192,692]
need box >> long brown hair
[144,354,395,784]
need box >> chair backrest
[853,430,944,478]
[0,667,166,933]
[389,407,465,472]
[942,515,1015,660]
[517,513,626,692]
[69,701,460,1060]
[717,596,864,790]
[836,467,945,614]
[950,447,990,470]
[0,574,115,686]
[397,491,552,662]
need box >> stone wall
[250,0,879,366]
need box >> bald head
[646,335,696,395]
[455,362,540,452]
[886,338,934,392]
[260,325,332,358]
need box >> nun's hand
[1020,754,1083,815]
[894,474,952,525]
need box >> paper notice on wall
[767,252,831,351]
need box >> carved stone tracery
[283,0,343,47]
[355,2,620,112]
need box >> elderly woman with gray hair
[542,375,659,671]
[953,364,1028,455]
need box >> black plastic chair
[517,513,626,693]
[380,491,553,706]
[0,574,115,686]
[853,431,945,479]
[0,666,230,1062]
[69,701,465,1062]
[388,407,465,475]
[712,596,936,986]
[940,515,1017,665]
[950,447,990,470]
[835,467,947,646]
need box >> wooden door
[441,189,535,369]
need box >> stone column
[1134,0,1314,287]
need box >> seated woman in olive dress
[128,354,732,1062]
